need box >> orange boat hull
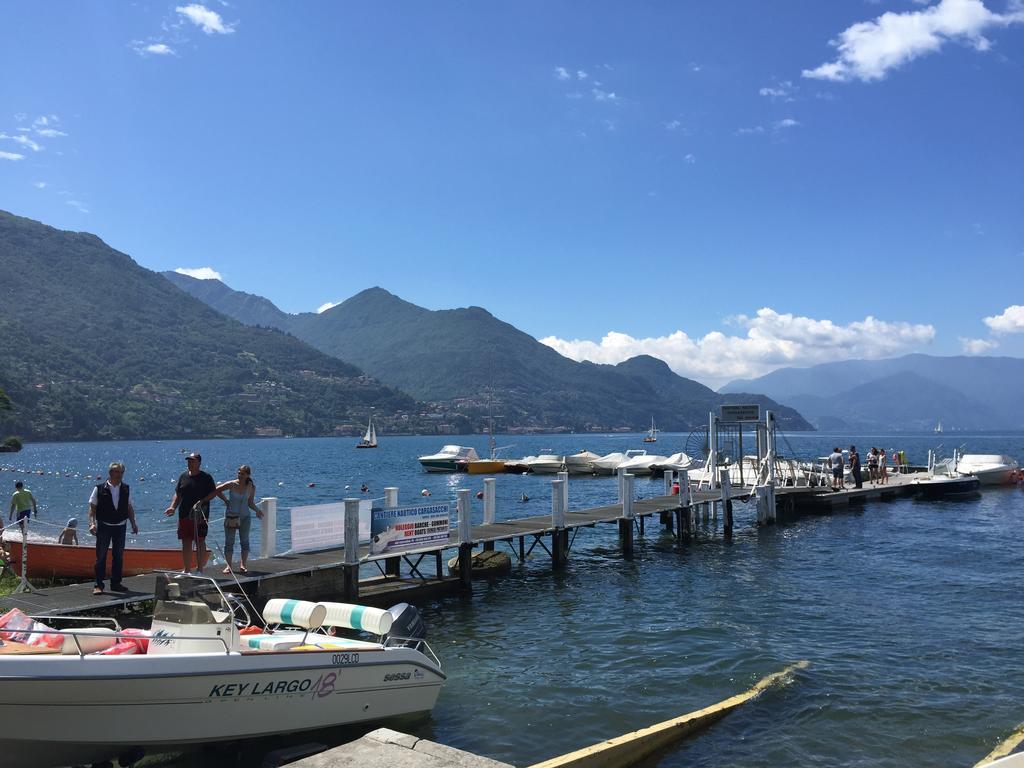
[6,540,182,581]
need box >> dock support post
[259,497,277,559]
[617,467,626,503]
[664,471,674,496]
[755,486,768,525]
[551,479,567,569]
[384,487,400,576]
[482,478,496,551]
[457,489,473,589]
[619,473,635,560]
[765,411,777,524]
[720,470,733,538]
[343,498,360,601]
[558,470,569,513]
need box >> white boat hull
[0,649,443,768]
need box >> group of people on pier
[828,446,905,491]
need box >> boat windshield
[153,572,233,625]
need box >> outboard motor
[384,603,426,645]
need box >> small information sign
[721,404,761,422]
[370,503,451,555]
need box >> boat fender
[384,603,427,645]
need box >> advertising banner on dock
[290,500,372,553]
[369,503,450,555]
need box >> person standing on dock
[867,448,879,485]
[88,461,139,595]
[878,449,889,485]
[849,446,862,489]
[8,480,37,533]
[829,447,844,491]
[164,453,221,574]
[215,465,263,575]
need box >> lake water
[3,432,1023,767]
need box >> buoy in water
[308,482,316,488]
[476,491,483,499]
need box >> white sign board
[290,500,372,554]
[369,503,451,555]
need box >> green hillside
[166,277,812,431]
[0,211,414,441]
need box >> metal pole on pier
[677,469,692,540]
[551,479,567,569]
[618,467,626,503]
[259,497,277,559]
[11,519,35,594]
[720,469,734,538]
[619,473,635,560]
[664,470,674,496]
[457,489,473,588]
[383,487,400,577]
[342,498,360,600]
[765,410,777,523]
[482,477,496,551]
[558,470,569,514]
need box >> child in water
[58,517,79,546]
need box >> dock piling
[558,470,569,514]
[456,489,473,588]
[482,478,496,551]
[259,497,278,559]
[383,487,401,575]
[619,473,635,559]
[720,470,733,538]
[551,479,568,568]
[343,498,360,600]
[384,487,399,508]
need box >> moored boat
[564,450,601,475]
[618,450,667,476]
[467,459,506,474]
[912,473,981,499]
[643,417,659,443]
[526,453,565,474]
[954,453,1019,485]
[418,445,480,473]
[0,573,444,768]
[591,452,626,475]
[4,538,182,581]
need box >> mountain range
[163,273,812,432]
[721,354,1024,430]
[0,211,413,441]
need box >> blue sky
[2,1,1023,386]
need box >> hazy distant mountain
[722,354,1023,429]
[0,212,413,441]
[166,277,813,431]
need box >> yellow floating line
[528,660,810,768]
[974,722,1024,768]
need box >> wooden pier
[0,468,930,618]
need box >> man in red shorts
[164,453,221,574]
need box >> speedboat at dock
[954,453,1019,485]
[0,573,444,768]
[526,453,566,474]
[564,450,601,475]
[418,444,480,473]
[618,450,667,476]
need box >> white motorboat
[591,452,626,475]
[649,452,695,473]
[0,574,444,768]
[954,453,1019,485]
[527,453,566,474]
[564,450,601,475]
[418,444,480,473]
[618,451,668,476]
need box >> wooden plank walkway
[0,476,929,617]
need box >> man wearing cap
[164,453,221,574]
[88,461,139,595]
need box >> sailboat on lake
[643,417,659,443]
[356,416,378,448]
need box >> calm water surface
[4,432,1022,767]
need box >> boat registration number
[332,652,360,665]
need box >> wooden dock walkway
[0,471,929,618]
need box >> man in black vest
[88,461,139,595]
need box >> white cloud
[736,125,766,135]
[576,69,589,80]
[592,88,619,102]
[759,80,796,101]
[33,181,46,189]
[0,133,42,152]
[34,128,67,137]
[66,200,89,214]
[0,151,24,161]
[133,41,177,57]
[774,118,800,129]
[540,308,936,387]
[802,0,1024,83]
[684,153,696,163]
[316,301,340,314]
[175,4,235,34]
[984,304,1024,333]
[665,119,683,131]
[553,66,571,80]
[960,336,999,354]
[13,113,27,123]
[174,266,223,280]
